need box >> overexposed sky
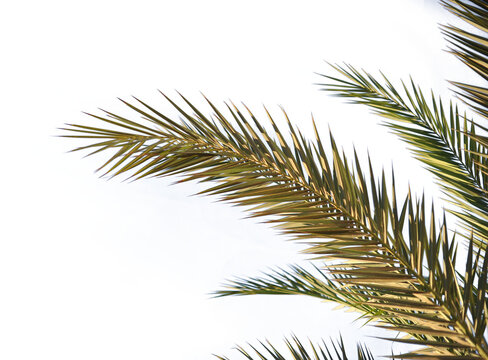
[0,1,475,359]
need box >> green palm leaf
[317,64,488,252]
[441,0,488,119]
[215,336,375,360]
[214,265,340,300]
[214,264,381,321]
[61,95,488,358]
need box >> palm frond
[440,0,488,120]
[61,95,488,358]
[215,335,375,360]
[214,264,340,300]
[318,64,488,252]
[214,264,380,319]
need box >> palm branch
[215,335,375,360]
[214,264,380,320]
[317,64,488,253]
[61,95,488,359]
[441,0,488,120]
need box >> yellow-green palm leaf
[62,95,488,359]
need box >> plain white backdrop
[0,1,477,359]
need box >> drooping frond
[61,94,488,358]
[441,0,488,119]
[215,335,375,360]
[318,64,488,252]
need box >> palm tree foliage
[441,0,488,120]
[214,335,375,360]
[317,64,488,252]
[62,0,488,359]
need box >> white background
[0,1,476,359]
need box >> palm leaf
[214,265,341,300]
[61,95,488,358]
[215,335,375,360]
[214,264,385,321]
[441,0,488,119]
[317,64,488,253]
